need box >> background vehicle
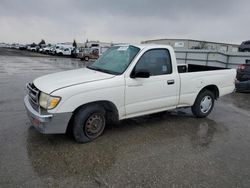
[78,46,109,61]
[235,80,250,92]
[42,46,51,54]
[29,46,39,52]
[24,44,236,143]
[55,44,74,56]
[236,61,250,81]
[236,60,250,92]
[56,47,72,56]
[49,46,56,55]
[239,40,250,52]
[71,47,80,58]
[18,45,27,50]
[78,48,99,61]
[38,47,44,53]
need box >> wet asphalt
[0,48,250,188]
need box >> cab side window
[135,49,172,76]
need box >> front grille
[26,83,40,109]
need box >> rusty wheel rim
[84,113,105,139]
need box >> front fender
[48,77,126,119]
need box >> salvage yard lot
[0,48,250,187]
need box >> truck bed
[177,64,236,108]
[178,64,228,73]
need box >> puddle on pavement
[0,56,86,76]
[26,109,223,183]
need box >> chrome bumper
[24,95,72,134]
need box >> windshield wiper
[87,66,119,75]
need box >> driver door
[125,48,179,117]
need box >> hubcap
[84,113,105,139]
[200,96,212,113]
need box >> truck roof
[116,43,172,50]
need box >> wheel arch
[198,85,219,100]
[191,85,218,118]
[76,100,119,118]
[66,100,119,134]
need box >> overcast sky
[0,0,249,44]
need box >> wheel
[191,90,215,118]
[84,56,89,61]
[73,104,106,143]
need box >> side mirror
[131,69,150,78]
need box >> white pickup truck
[24,44,236,143]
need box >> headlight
[39,92,61,110]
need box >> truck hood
[33,68,115,94]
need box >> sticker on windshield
[117,46,129,51]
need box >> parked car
[236,61,250,81]
[29,46,39,52]
[42,46,52,54]
[19,45,27,50]
[38,47,44,53]
[49,46,56,55]
[238,40,250,52]
[71,47,80,58]
[55,47,72,56]
[54,44,73,54]
[78,47,109,61]
[235,60,250,92]
[78,48,99,61]
[24,44,236,143]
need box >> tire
[191,90,215,118]
[84,56,89,61]
[73,104,106,143]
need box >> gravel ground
[0,48,250,188]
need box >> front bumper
[24,95,72,134]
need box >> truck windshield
[87,45,140,75]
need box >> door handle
[167,80,175,85]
